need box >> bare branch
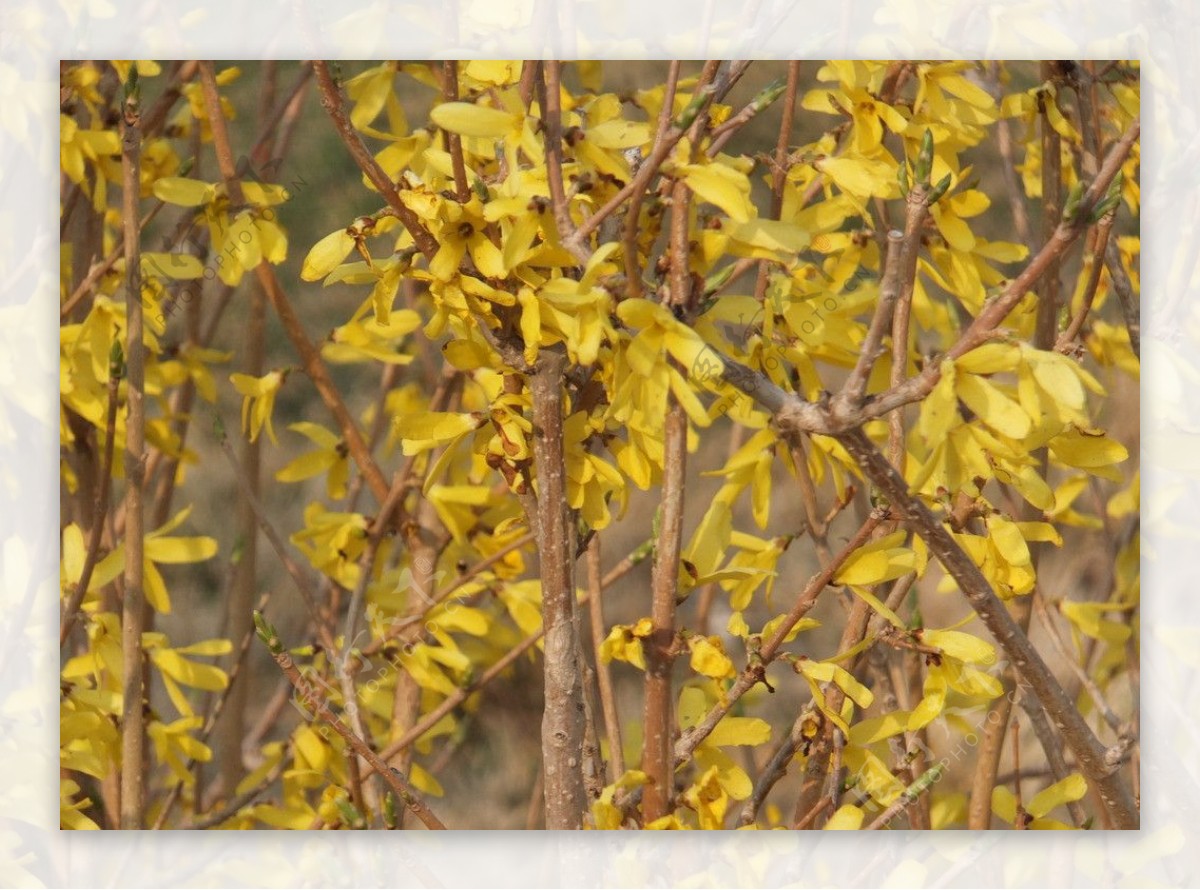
[311,61,439,258]
[118,71,147,830]
[834,427,1138,829]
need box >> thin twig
[1104,238,1140,358]
[865,762,944,829]
[841,230,906,405]
[118,73,147,831]
[887,174,934,466]
[834,427,1138,829]
[969,72,1069,828]
[257,622,447,830]
[1057,214,1115,350]
[540,61,587,261]
[215,426,333,652]
[198,62,393,506]
[184,742,290,830]
[706,66,794,158]
[674,513,884,765]
[738,708,807,826]
[568,63,694,250]
[60,201,167,319]
[750,61,801,305]
[587,536,624,782]
[358,534,651,784]
[218,275,267,796]
[442,62,470,203]
[311,61,438,258]
[368,623,545,778]
[151,589,272,829]
[1032,591,1124,732]
[1015,683,1089,828]
[988,62,1032,250]
[336,469,413,819]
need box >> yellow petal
[151,649,228,691]
[955,373,1031,439]
[144,535,218,565]
[302,229,356,282]
[824,804,865,830]
[706,715,771,747]
[689,636,734,679]
[680,162,754,223]
[921,629,996,666]
[1027,773,1087,819]
[586,119,650,149]
[395,410,481,443]
[1048,426,1128,469]
[430,101,519,138]
[152,177,215,207]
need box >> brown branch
[1104,238,1140,358]
[834,426,1138,829]
[311,61,438,258]
[674,512,884,765]
[442,61,470,203]
[643,402,687,821]
[1014,684,1089,829]
[215,426,334,652]
[587,535,624,782]
[540,61,587,262]
[118,74,147,830]
[1057,214,1115,350]
[529,350,587,828]
[887,178,934,467]
[840,229,906,406]
[197,62,392,506]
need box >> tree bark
[530,351,586,828]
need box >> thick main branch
[529,351,587,828]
